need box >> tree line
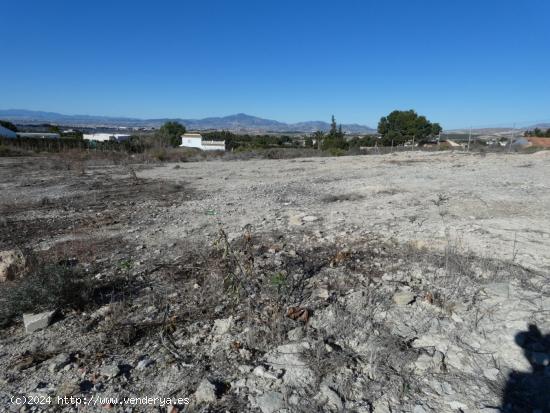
[2,109,444,153]
[524,128,550,138]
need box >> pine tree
[330,115,337,136]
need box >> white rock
[483,367,500,381]
[302,215,319,222]
[317,384,343,412]
[287,327,305,341]
[136,358,155,370]
[392,291,415,306]
[265,342,314,387]
[315,287,330,300]
[447,401,468,410]
[194,378,217,404]
[100,364,120,378]
[254,391,285,413]
[414,351,444,372]
[213,317,233,336]
[238,365,253,374]
[413,406,428,413]
[253,365,279,380]
[23,310,56,333]
[48,353,71,373]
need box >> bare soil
[0,151,549,413]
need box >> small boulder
[48,353,71,373]
[100,364,120,379]
[302,215,319,222]
[288,215,303,226]
[393,290,415,306]
[136,357,155,370]
[194,378,217,404]
[213,317,233,336]
[23,310,56,333]
[253,365,280,380]
[255,391,285,413]
[317,385,343,412]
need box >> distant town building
[0,125,17,139]
[17,132,60,139]
[83,133,131,142]
[180,133,225,151]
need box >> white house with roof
[180,133,225,151]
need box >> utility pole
[467,126,472,152]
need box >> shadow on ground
[502,324,550,413]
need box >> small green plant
[328,147,346,156]
[269,271,287,292]
[118,259,133,271]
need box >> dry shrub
[0,262,92,327]
[322,193,364,203]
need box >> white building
[0,125,17,139]
[180,133,225,151]
[83,133,131,142]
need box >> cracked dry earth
[0,151,549,413]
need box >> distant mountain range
[0,109,375,134]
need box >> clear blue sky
[1,0,549,129]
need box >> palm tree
[313,131,325,150]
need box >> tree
[312,131,325,150]
[330,115,337,135]
[431,123,442,136]
[0,120,17,132]
[48,124,61,134]
[322,116,348,150]
[378,110,441,145]
[156,121,186,147]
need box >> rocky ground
[0,151,549,412]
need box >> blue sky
[1,0,549,129]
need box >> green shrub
[328,148,346,156]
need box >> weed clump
[0,262,92,327]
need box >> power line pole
[467,126,472,152]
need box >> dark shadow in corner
[501,324,550,413]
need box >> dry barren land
[1,151,549,413]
